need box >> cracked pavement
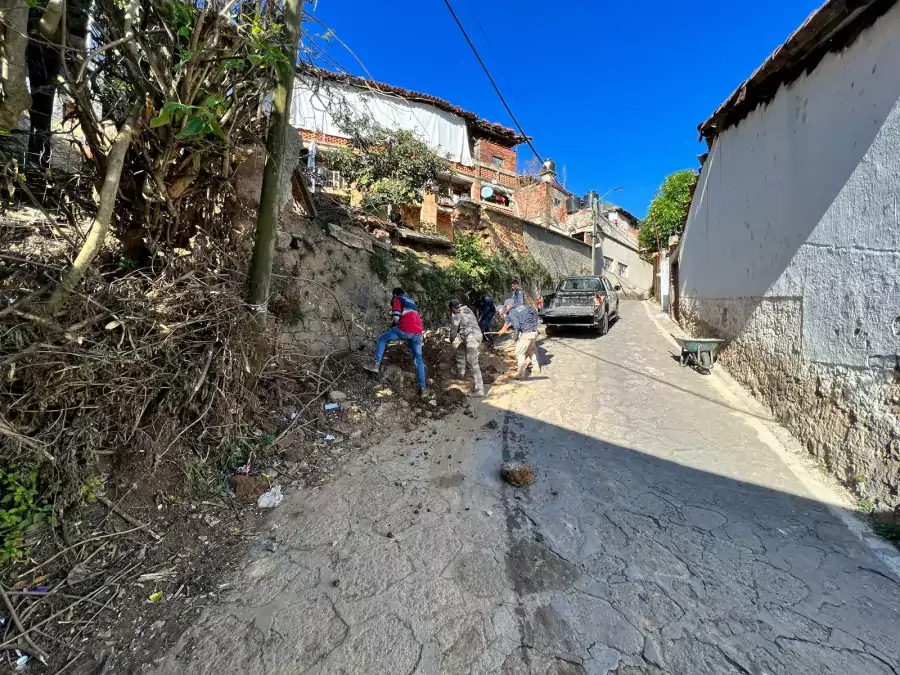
[150,301,900,674]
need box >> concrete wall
[678,3,900,507]
[522,222,592,281]
[601,235,653,298]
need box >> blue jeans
[376,327,426,389]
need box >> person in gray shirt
[448,299,485,396]
[497,302,541,378]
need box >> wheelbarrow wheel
[699,350,712,372]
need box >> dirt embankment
[0,191,518,672]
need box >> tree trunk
[0,0,31,132]
[47,104,141,312]
[247,0,302,329]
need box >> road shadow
[483,400,900,673]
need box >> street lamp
[590,187,624,275]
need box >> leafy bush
[319,111,451,212]
[369,248,392,284]
[1,466,55,565]
[639,169,698,253]
[393,234,554,326]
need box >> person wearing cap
[497,300,541,379]
[364,287,427,399]
[448,298,485,397]
[510,280,525,308]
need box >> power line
[441,0,544,164]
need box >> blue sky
[305,0,821,217]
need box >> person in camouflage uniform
[448,299,485,397]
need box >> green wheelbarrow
[673,336,724,374]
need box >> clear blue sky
[305,0,821,217]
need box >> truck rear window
[559,278,601,292]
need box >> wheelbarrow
[672,336,724,374]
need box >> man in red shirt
[364,287,427,398]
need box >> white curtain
[291,78,474,166]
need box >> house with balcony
[290,70,526,239]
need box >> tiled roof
[699,0,896,138]
[302,68,527,147]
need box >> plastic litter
[257,485,284,509]
[323,402,340,411]
[324,434,336,441]
[15,650,29,669]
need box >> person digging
[363,287,428,400]
[497,301,542,379]
[448,298,485,397]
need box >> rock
[230,475,269,504]
[329,390,348,402]
[483,419,499,430]
[500,461,535,487]
[275,231,293,251]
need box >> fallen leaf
[148,591,163,603]
[104,320,122,330]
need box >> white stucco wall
[677,3,900,507]
[601,235,653,297]
[680,1,900,368]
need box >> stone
[500,461,536,487]
[275,231,293,251]
[329,390,348,402]
[229,475,269,504]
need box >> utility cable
[440,0,544,164]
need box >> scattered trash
[257,485,284,509]
[204,513,220,527]
[323,434,336,441]
[484,510,493,517]
[500,461,536,487]
[324,402,341,411]
[32,585,48,593]
[290,480,299,488]
[148,591,163,603]
[15,650,29,669]
[237,459,252,476]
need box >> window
[603,278,614,292]
[491,156,504,168]
[603,256,613,270]
[559,277,602,292]
[618,262,628,277]
[553,197,562,208]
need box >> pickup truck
[537,275,620,336]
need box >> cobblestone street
[152,301,900,674]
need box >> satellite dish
[480,186,494,199]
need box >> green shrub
[369,249,392,284]
[1,466,55,565]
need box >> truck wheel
[596,313,609,337]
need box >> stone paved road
[151,301,900,675]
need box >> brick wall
[483,207,530,255]
[516,181,550,224]
[298,129,349,147]
[474,139,516,172]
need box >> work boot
[362,363,380,375]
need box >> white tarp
[291,78,474,166]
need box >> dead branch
[0,584,49,663]
[94,495,161,540]
[47,102,142,313]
